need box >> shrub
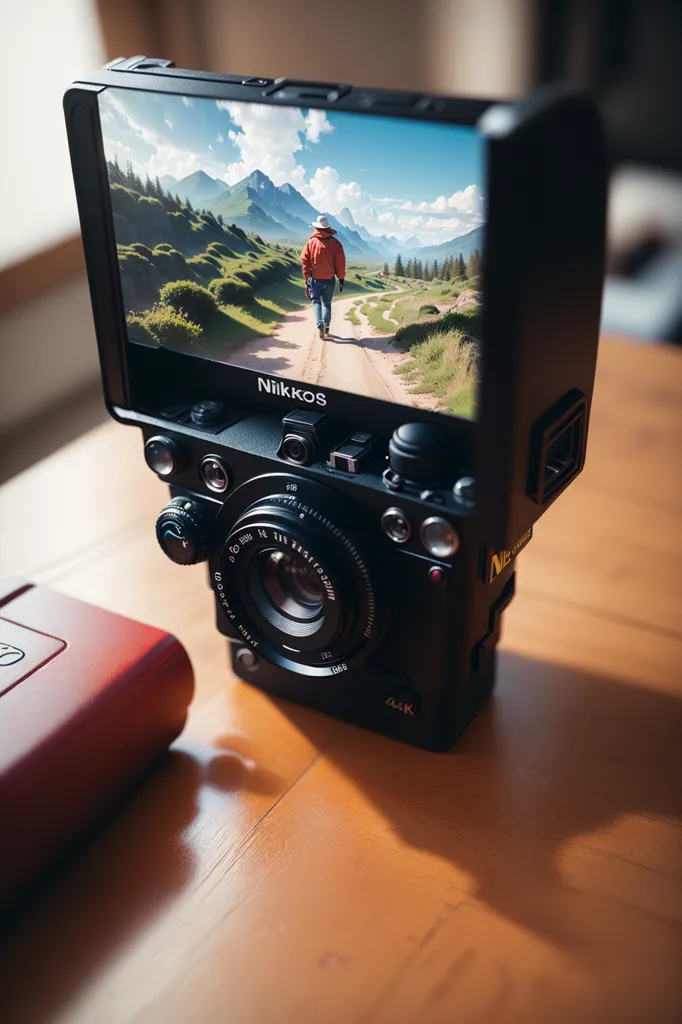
[419,304,440,316]
[117,248,160,295]
[159,279,218,326]
[151,247,188,281]
[142,304,202,346]
[129,242,154,259]
[202,253,222,269]
[233,268,257,285]
[229,223,247,241]
[155,243,175,252]
[109,183,139,220]
[125,314,158,347]
[210,277,254,306]
[206,241,234,258]
[186,256,217,283]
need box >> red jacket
[301,228,346,281]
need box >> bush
[117,248,160,295]
[419,304,440,316]
[129,242,154,259]
[229,223,247,241]
[233,268,257,285]
[109,183,140,220]
[151,247,188,281]
[125,314,158,347]
[142,305,202,346]
[155,243,175,252]
[202,253,222,269]
[210,276,254,306]
[159,280,218,326]
[186,256,218,283]
[206,241,234,258]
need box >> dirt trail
[227,288,438,410]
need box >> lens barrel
[214,482,381,678]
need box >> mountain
[159,174,178,193]
[172,170,230,208]
[405,225,484,263]
[209,170,385,257]
[336,206,401,256]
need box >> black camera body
[64,58,606,750]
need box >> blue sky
[99,87,485,245]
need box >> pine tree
[144,173,154,196]
[433,259,439,280]
[466,247,481,279]
[383,261,390,276]
[456,252,467,279]
[217,213,224,225]
[393,253,404,276]
[416,259,423,280]
[154,175,163,199]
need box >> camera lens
[281,434,312,465]
[200,455,230,493]
[260,550,325,622]
[218,482,382,675]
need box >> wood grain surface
[0,336,680,1024]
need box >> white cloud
[164,116,174,130]
[304,109,333,144]
[399,184,483,219]
[216,99,329,187]
[100,91,227,183]
[182,96,193,108]
[216,132,224,143]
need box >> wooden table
[0,336,680,1024]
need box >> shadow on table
[0,737,281,1024]
[278,649,682,952]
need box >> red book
[0,578,194,911]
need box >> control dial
[155,497,208,565]
[388,422,451,485]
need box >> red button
[428,566,447,586]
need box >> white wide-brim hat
[311,215,331,229]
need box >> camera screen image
[99,87,485,419]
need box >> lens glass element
[281,435,310,465]
[259,550,325,621]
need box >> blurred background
[1,0,681,483]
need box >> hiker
[301,215,346,339]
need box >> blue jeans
[310,277,336,327]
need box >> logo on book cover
[0,643,25,667]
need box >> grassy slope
[355,276,481,418]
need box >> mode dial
[155,497,208,565]
[388,422,451,485]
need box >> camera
[65,58,606,749]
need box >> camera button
[381,507,411,543]
[200,454,230,494]
[428,565,448,586]
[420,516,460,559]
[144,435,183,477]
